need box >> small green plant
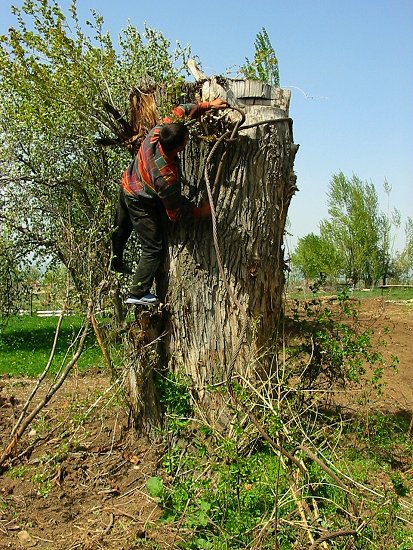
[156,370,192,434]
[287,280,398,396]
[239,27,280,86]
[347,411,413,466]
[390,472,410,497]
[32,414,51,436]
[8,465,28,479]
[32,472,53,498]
[146,476,165,504]
[130,540,162,549]
[70,410,90,427]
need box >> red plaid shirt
[121,102,210,222]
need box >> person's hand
[209,98,229,110]
[193,202,212,218]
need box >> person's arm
[165,98,229,122]
[157,99,228,220]
[154,172,182,222]
[156,172,212,222]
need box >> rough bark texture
[162,79,298,426]
[124,309,164,434]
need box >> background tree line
[292,172,413,288]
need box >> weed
[157,435,299,549]
[7,465,28,479]
[70,410,90,427]
[32,414,52,436]
[390,472,410,497]
[156,370,192,434]
[287,287,398,397]
[32,472,53,498]
[130,540,163,549]
[0,498,9,513]
[345,411,413,465]
[146,476,166,504]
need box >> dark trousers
[111,187,168,297]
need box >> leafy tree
[0,233,25,319]
[239,27,280,86]
[292,233,342,284]
[393,217,413,282]
[320,172,385,287]
[0,0,189,313]
[379,180,401,285]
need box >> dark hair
[159,123,189,153]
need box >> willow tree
[0,0,188,315]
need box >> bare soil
[0,297,412,549]
[363,298,413,413]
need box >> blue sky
[1,0,412,252]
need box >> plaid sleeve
[155,174,182,222]
[164,102,210,121]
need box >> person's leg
[125,195,166,298]
[111,187,133,271]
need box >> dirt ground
[0,297,412,549]
[357,297,413,413]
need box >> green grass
[364,286,413,301]
[287,286,413,301]
[157,429,413,549]
[0,315,104,376]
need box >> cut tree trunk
[99,76,298,436]
[161,78,298,428]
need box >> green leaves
[0,0,190,304]
[239,27,280,86]
[146,476,165,502]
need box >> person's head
[159,123,189,155]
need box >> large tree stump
[162,78,298,427]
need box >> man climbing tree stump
[122,76,298,433]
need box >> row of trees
[292,172,413,287]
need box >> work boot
[125,293,159,306]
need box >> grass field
[287,286,413,301]
[0,315,104,376]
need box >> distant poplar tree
[292,233,342,285]
[320,172,384,287]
